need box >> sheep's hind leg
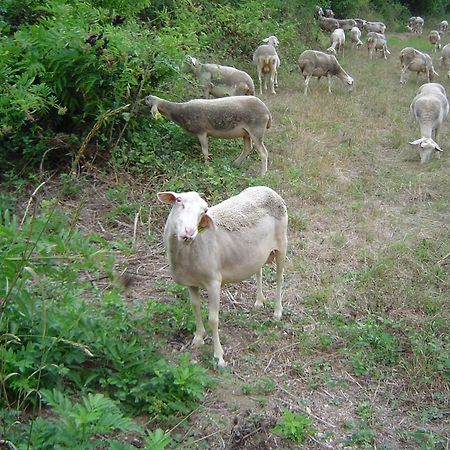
[198,133,210,162]
[206,280,225,367]
[270,71,277,94]
[252,135,268,176]
[258,69,263,95]
[189,286,206,347]
[233,134,252,167]
[273,244,286,320]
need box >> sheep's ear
[409,139,423,146]
[262,37,269,43]
[187,55,197,66]
[157,192,177,204]
[198,213,215,231]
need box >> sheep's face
[158,191,214,242]
[346,77,354,92]
[263,36,279,47]
[326,47,336,55]
[409,138,442,163]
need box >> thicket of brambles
[1,0,447,448]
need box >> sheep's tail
[267,112,272,129]
[262,57,273,73]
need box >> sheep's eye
[176,197,182,203]
[204,207,208,213]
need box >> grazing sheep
[349,26,363,48]
[253,35,281,95]
[157,186,288,367]
[317,14,340,32]
[408,16,424,34]
[409,83,449,162]
[144,95,272,175]
[428,30,441,52]
[336,18,357,31]
[438,20,448,33]
[298,50,354,95]
[185,57,255,98]
[440,43,450,68]
[367,32,390,59]
[327,28,345,57]
[355,18,366,30]
[399,47,439,84]
[363,21,386,34]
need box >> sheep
[252,35,281,95]
[355,18,366,30]
[298,49,354,95]
[185,56,255,98]
[399,47,439,84]
[408,16,424,34]
[336,18,357,31]
[315,5,324,18]
[409,83,449,162]
[428,30,441,53]
[317,14,340,32]
[325,8,335,18]
[438,20,448,33]
[327,28,345,57]
[367,32,390,60]
[349,26,363,48]
[440,43,450,69]
[364,20,386,34]
[144,95,272,175]
[157,186,288,367]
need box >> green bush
[0,206,209,442]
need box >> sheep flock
[151,7,449,367]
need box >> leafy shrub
[273,409,315,443]
[0,206,209,442]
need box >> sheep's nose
[180,227,196,241]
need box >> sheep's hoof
[192,335,205,347]
[254,299,265,308]
[216,357,227,368]
[273,310,283,320]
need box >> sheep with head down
[399,47,439,84]
[184,56,255,98]
[409,82,449,162]
[157,186,288,368]
[144,95,272,176]
[298,49,354,95]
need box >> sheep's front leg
[197,133,210,162]
[206,280,225,367]
[327,75,333,94]
[304,75,312,95]
[400,67,408,84]
[189,286,206,347]
[254,267,265,308]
